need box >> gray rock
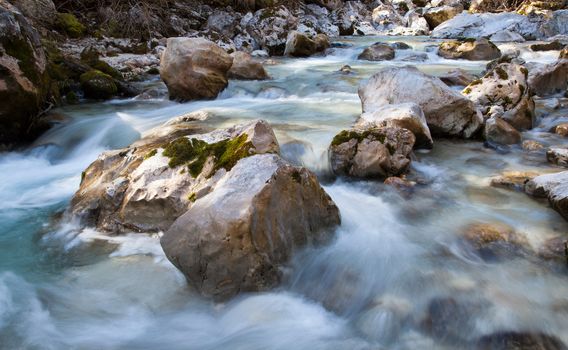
[526,171,568,222]
[358,43,395,61]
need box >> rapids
[1,36,567,349]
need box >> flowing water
[1,36,568,349]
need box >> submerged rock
[357,43,395,61]
[523,139,545,152]
[329,127,415,179]
[475,331,567,350]
[160,38,233,101]
[355,103,433,149]
[0,2,51,145]
[461,222,529,260]
[491,171,539,191]
[228,51,269,80]
[161,153,340,300]
[463,63,534,130]
[438,38,501,61]
[526,171,568,221]
[359,66,481,138]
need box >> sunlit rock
[160,38,233,101]
[359,66,481,138]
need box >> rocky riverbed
[1,0,568,349]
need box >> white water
[1,36,568,349]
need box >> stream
[1,36,567,349]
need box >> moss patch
[3,36,38,83]
[144,149,157,160]
[162,134,256,178]
[495,67,509,80]
[80,70,117,100]
[55,13,86,38]
[331,129,387,146]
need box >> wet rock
[438,38,501,61]
[359,66,481,138]
[391,42,412,50]
[561,47,568,59]
[439,68,477,86]
[228,52,269,80]
[531,41,566,52]
[0,2,51,145]
[69,120,280,233]
[475,331,567,350]
[160,38,233,101]
[329,127,415,179]
[526,171,568,221]
[527,60,568,97]
[523,140,545,152]
[461,222,529,259]
[358,43,395,61]
[338,64,353,74]
[491,171,539,191]
[483,117,521,145]
[424,5,463,29]
[554,123,568,137]
[547,147,568,167]
[314,33,331,52]
[463,63,534,130]
[161,153,340,300]
[422,297,480,343]
[355,103,433,149]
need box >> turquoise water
[1,36,567,349]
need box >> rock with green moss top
[80,70,117,100]
[463,63,534,130]
[438,38,501,61]
[329,126,415,179]
[55,13,85,38]
[68,119,280,234]
[0,3,51,145]
[161,153,340,300]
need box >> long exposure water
[1,36,567,349]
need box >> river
[0,36,567,349]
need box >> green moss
[147,67,160,75]
[144,149,157,160]
[188,192,197,202]
[80,70,117,100]
[502,96,513,105]
[495,67,509,80]
[91,60,122,79]
[3,36,38,83]
[463,87,472,94]
[470,79,483,86]
[66,91,78,104]
[162,134,256,178]
[331,129,387,147]
[520,67,529,79]
[55,13,86,38]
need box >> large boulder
[160,38,233,101]
[161,153,340,300]
[0,2,50,145]
[526,171,568,221]
[359,66,481,138]
[69,119,281,233]
[438,38,501,61]
[9,0,56,26]
[355,103,433,149]
[329,127,415,179]
[284,31,328,57]
[462,63,535,130]
[527,60,568,97]
[228,51,269,80]
[423,5,463,29]
[357,43,395,61]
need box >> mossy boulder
[55,12,85,38]
[80,70,117,100]
[0,3,51,145]
[329,127,415,179]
